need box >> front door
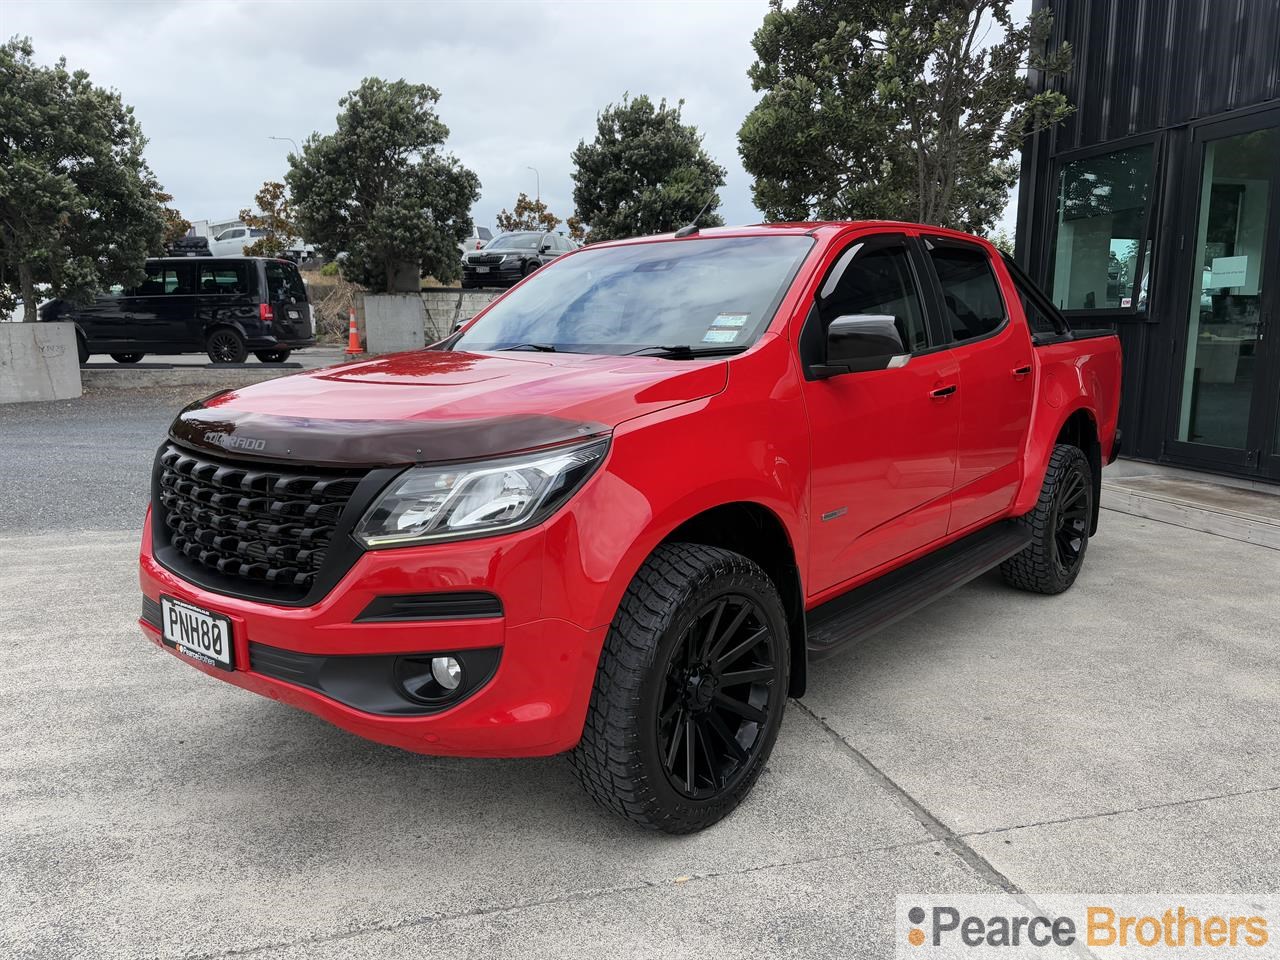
[1168,108,1280,479]
[800,233,960,596]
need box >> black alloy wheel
[1000,444,1093,595]
[1051,457,1090,578]
[570,543,789,833]
[658,594,779,799]
[206,328,248,364]
[110,353,145,363]
[254,349,291,363]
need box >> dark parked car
[460,231,574,288]
[39,257,316,364]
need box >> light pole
[269,135,299,154]
[526,166,540,202]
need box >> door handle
[1012,365,1032,379]
[929,384,958,399]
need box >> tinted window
[454,236,813,356]
[928,244,1005,342]
[477,227,493,240]
[1014,284,1062,337]
[819,243,928,352]
[265,261,307,302]
[198,263,249,295]
[135,264,192,296]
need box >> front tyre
[1001,443,1093,595]
[254,349,291,363]
[570,543,789,833]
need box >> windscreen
[453,236,813,356]
[490,232,542,250]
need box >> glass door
[1169,109,1280,478]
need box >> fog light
[431,656,462,691]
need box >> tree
[239,180,296,258]
[0,37,165,321]
[565,215,588,243]
[571,95,726,242]
[495,192,561,233]
[738,0,1073,233]
[154,189,191,247]
[286,77,480,290]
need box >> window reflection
[1050,145,1155,311]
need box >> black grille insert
[155,443,369,600]
[356,592,503,622]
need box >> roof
[582,221,989,248]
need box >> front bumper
[462,263,523,285]
[138,511,608,757]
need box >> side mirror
[539,243,552,254]
[812,314,908,379]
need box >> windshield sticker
[711,313,750,328]
[702,328,739,344]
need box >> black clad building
[1016,0,1280,482]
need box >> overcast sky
[6,0,1026,235]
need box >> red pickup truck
[139,222,1120,833]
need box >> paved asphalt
[2,385,1278,959]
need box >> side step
[806,520,1031,662]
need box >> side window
[135,265,191,296]
[1011,276,1066,339]
[198,263,249,295]
[478,227,493,241]
[818,243,928,353]
[927,243,1006,342]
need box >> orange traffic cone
[344,306,361,357]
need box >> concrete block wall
[0,322,82,404]
[362,289,503,353]
[421,289,502,342]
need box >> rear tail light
[259,303,274,322]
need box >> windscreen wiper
[500,342,558,352]
[623,344,748,358]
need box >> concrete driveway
[2,388,1277,959]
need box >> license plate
[475,266,490,273]
[285,307,300,320]
[161,596,234,670]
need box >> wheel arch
[660,501,807,698]
[1016,404,1102,534]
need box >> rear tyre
[1001,444,1093,595]
[77,335,89,365]
[570,543,789,833]
[523,261,540,278]
[110,353,145,364]
[206,328,248,364]
[254,349,291,363]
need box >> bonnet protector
[169,397,610,468]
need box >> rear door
[196,261,256,341]
[798,231,961,595]
[263,259,312,340]
[917,237,1035,534]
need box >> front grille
[156,444,367,597]
[469,254,504,265]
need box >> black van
[40,257,316,364]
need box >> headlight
[355,437,609,548]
